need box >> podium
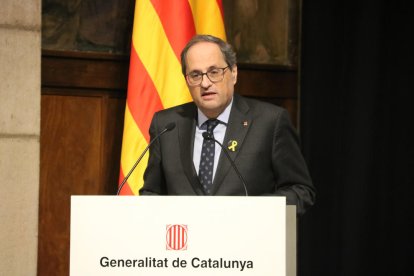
[70,196,296,275]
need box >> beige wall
[0,0,41,275]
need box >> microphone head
[202,131,212,140]
[164,122,176,131]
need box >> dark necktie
[199,119,219,194]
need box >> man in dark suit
[140,35,315,215]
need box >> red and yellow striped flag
[118,0,226,195]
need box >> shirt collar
[197,97,233,127]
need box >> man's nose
[200,74,213,88]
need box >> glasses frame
[185,66,230,86]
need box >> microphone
[202,132,249,196]
[117,122,176,195]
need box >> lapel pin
[228,140,238,152]
[243,121,248,127]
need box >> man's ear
[231,65,238,84]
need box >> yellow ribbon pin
[228,140,238,152]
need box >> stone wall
[0,0,41,275]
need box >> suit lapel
[178,104,205,195]
[212,95,252,194]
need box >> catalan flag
[118,0,226,195]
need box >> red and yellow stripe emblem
[119,0,226,195]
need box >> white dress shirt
[193,98,233,181]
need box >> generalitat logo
[166,224,188,250]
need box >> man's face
[185,42,237,118]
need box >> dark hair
[180,35,237,75]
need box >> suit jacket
[140,94,316,215]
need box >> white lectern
[70,196,296,276]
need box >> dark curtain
[299,1,413,275]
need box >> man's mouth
[201,91,216,98]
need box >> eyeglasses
[185,66,230,86]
